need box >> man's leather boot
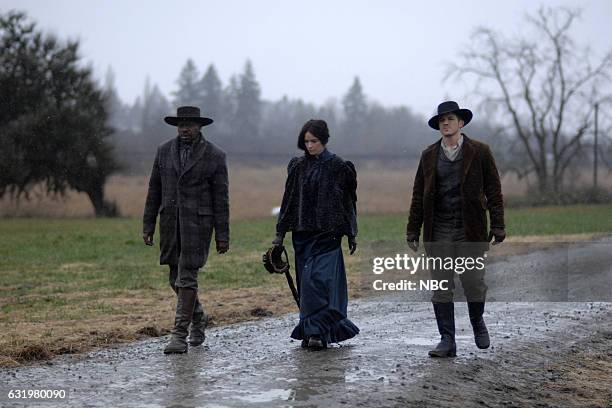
[164,287,197,354]
[468,302,490,349]
[188,296,206,346]
[171,284,205,346]
[428,302,457,358]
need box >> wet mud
[2,300,610,407]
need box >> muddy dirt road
[2,240,612,408]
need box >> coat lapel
[170,138,180,174]
[180,137,209,178]
[461,135,475,185]
[422,141,440,191]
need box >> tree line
[105,60,464,173]
[1,8,610,216]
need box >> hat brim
[428,109,472,130]
[164,116,214,127]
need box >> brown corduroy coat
[406,134,504,248]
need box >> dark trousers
[169,264,204,319]
[169,265,199,291]
[428,222,487,303]
[170,216,199,289]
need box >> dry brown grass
[0,284,306,367]
[0,245,370,367]
[1,165,586,218]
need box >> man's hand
[406,232,419,252]
[488,228,506,245]
[348,236,357,255]
[216,241,229,254]
[143,232,154,246]
[272,233,284,247]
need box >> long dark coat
[406,134,504,249]
[143,136,229,269]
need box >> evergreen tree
[128,96,143,132]
[199,64,223,119]
[342,76,368,125]
[224,74,239,116]
[141,78,171,143]
[103,66,129,131]
[172,58,201,107]
[234,60,262,141]
[0,11,119,216]
[341,77,368,152]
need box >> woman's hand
[272,233,285,247]
[143,232,154,246]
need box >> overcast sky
[1,0,611,117]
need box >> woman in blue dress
[273,119,359,349]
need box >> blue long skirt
[290,231,359,343]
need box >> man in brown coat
[406,101,505,358]
[143,106,229,354]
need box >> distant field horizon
[0,165,609,218]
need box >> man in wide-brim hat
[406,101,506,358]
[143,106,230,354]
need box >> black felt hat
[428,101,473,130]
[164,106,213,127]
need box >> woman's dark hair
[297,119,330,152]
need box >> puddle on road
[345,369,389,384]
[233,388,293,403]
[401,337,436,346]
[399,335,471,346]
[275,377,298,383]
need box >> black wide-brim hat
[164,106,214,127]
[428,101,473,130]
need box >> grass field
[1,166,611,218]
[0,167,542,218]
[2,205,612,366]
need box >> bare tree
[448,7,612,198]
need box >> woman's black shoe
[307,336,327,350]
